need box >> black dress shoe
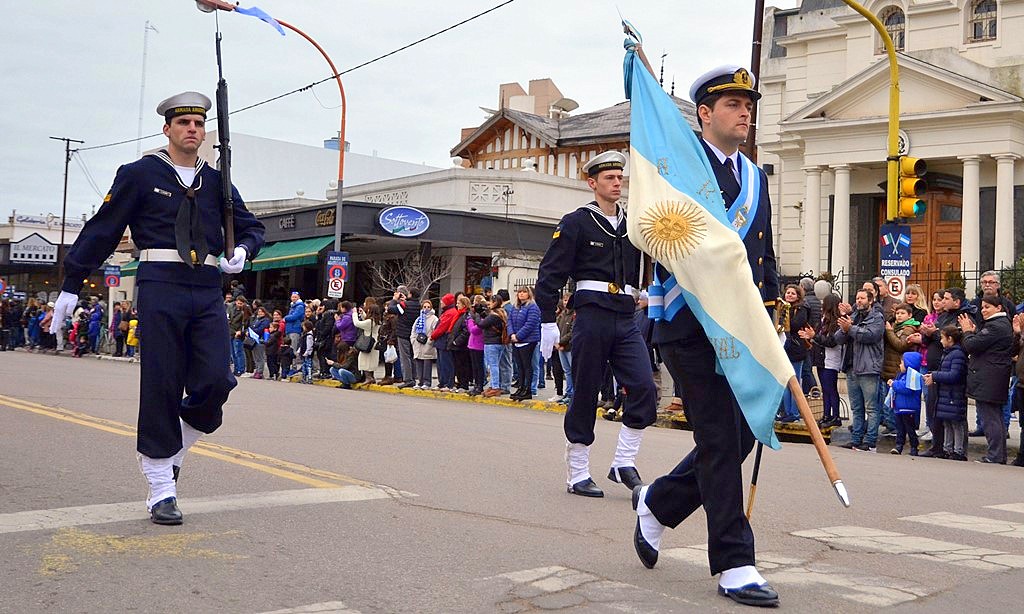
[150,497,183,525]
[718,582,779,607]
[634,517,658,569]
[172,465,180,482]
[567,478,604,497]
[608,466,643,490]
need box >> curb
[293,375,571,415]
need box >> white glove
[50,291,78,335]
[219,246,247,274]
[540,322,559,359]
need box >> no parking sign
[324,251,348,298]
[103,265,121,288]
[885,275,905,301]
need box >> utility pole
[137,21,159,159]
[49,136,84,286]
[743,0,766,162]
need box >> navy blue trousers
[136,281,237,458]
[646,334,755,576]
[564,305,657,445]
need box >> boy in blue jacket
[887,351,924,455]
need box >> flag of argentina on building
[621,29,792,450]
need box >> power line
[78,0,516,153]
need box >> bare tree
[366,248,453,299]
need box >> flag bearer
[630,65,781,607]
[536,151,658,498]
[50,92,265,525]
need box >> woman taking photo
[508,286,541,401]
[476,294,508,397]
[352,298,382,384]
[800,293,846,427]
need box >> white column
[993,153,1019,267]
[801,166,823,274]
[830,165,851,285]
[958,156,981,284]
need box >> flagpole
[789,377,850,506]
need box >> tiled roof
[452,96,698,155]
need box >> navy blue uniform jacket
[62,152,265,294]
[535,203,640,323]
[652,140,779,344]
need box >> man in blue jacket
[836,288,885,452]
[284,291,306,370]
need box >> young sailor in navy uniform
[630,66,782,607]
[536,151,658,498]
[49,92,265,525]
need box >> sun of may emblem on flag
[637,199,707,260]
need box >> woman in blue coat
[88,301,104,354]
[508,286,541,401]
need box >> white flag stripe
[987,503,1024,514]
[901,512,1024,539]
[627,151,792,387]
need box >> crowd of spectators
[4,270,1022,466]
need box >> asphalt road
[2,351,1023,613]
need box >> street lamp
[194,0,348,251]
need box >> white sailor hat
[689,65,761,109]
[156,91,212,120]
[582,151,627,177]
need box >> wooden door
[905,189,962,296]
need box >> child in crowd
[924,326,968,461]
[125,318,139,358]
[299,320,315,384]
[887,351,923,455]
[72,313,90,358]
[279,338,296,379]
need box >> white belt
[575,280,635,295]
[139,248,218,267]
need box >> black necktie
[720,158,740,208]
[174,182,209,268]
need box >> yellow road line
[0,393,365,489]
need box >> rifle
[214,30,234,252]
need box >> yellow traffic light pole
[841,0,900,221]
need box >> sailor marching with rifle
[50,92,265,525]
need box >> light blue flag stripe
[624,41,785,450]
[235,5,286,36]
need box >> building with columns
[761,0,1024,297]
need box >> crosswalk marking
[256,602,362,614]
[986,503,1024,515]
[901,512,1024,539]
[792,526,1024,571]
[0,487,399,534]
[481,566,700,611]
[663,544,929,607]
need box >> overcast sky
[1,0,799,220]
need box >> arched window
[878,6,906,53]
[968,0,997,43]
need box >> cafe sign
[378,206,430,238]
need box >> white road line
[986,503,1024,515]
[0,486,395,535]
[901,512,1024,539]
[482,566,701,611]
[663,544,928,607]
[256,602,362,614]
[793,526,1024,571]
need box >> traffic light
[897,156,927,218]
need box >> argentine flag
[622,38,793,450]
